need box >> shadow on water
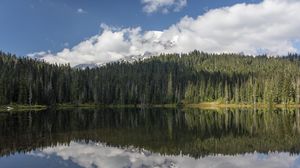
[1,108,300,158]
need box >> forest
[1,50,300,106]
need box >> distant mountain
[74,63,99,69]
[74,52,155,69]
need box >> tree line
[1,50,300,105]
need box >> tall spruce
[1,50,300,105]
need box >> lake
[1,107,300,168]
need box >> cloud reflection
[32,141,300,168]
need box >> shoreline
[0,105,47,112]
[1,102,300,112]
[184,102,299,110]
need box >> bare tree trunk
[29,85,32,106]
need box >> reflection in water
[26,141,299,168]
[1,108,300,167]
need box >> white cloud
[77,8,87,14]
[31,0,300,67]
[141,0,187,14]
[27,50,51,59]
[27,51,47,57]
[33,141,300,168]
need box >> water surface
[0,108,300,168]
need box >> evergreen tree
[1,50,300,106]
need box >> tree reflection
[1,108,300,158]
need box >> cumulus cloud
[33,141,300,168]
[27,50,51,59]
[141,0,187,14]
[27,51,48,57]
[30,0,300,67]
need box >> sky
[2,0,300,66]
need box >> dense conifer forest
[1,50,300,105]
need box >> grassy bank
[0,103,176,112]
[0,104,47,112]
[56,102,288,110]
[185,102,300,110]
[2,102,300,112]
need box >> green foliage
[1,50,300,105]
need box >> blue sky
[0,0,262,56]
[1,0,300,67]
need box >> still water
[0,108,300,168]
